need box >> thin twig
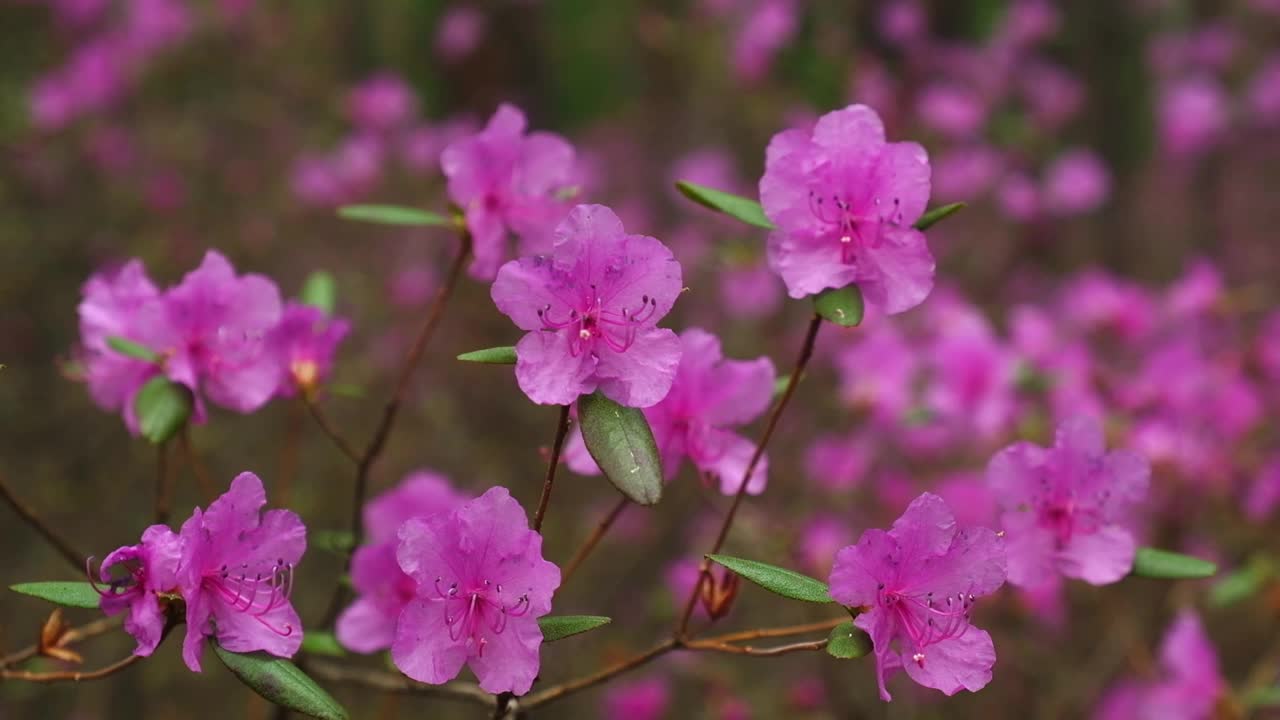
[275,399,304,506]
[0,653,141,682]
[180,425,215,501]
[561,496,629,584]
[701,617,844,645]
[301,392,360,465]
[676,314,824,637]
[0,616,120,669]
[155,442,171,525]
[685,638,828,657]
[532,405,572,533]
[522,638,679,710]
[0,470,87,573]
[305,658,493,706]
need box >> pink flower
[491,204,683,407]
[1094,611,1224,720]
[829,493,1006,701]
[1159,76,1229,157]
[267,303,350,397]
[1042,148,1111,216]
[345,74,418,132]
[94,525,183,657]
[916,83,987,139]
[176,472,306,672]
[337,471,468,654]
[442,104,580,279]
[988,417,1149,588]
[603,677,671,720]
[392,487,560,695]
[759,104,934,312]
[731,0,798,84]
[435,6,488,62]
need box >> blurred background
[2,0,1280,717]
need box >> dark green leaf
[10,582,100,609]
[312,530,355,555]
[300,631,346,658]
[812,286,865,327]
[107,336,161,363]
[337,204,449,227]
[826,621,872,659]
[913,202,966,231]
[135,377,192,445]
[675,181,775,230]
[706,555,833,604]
[1131,547,1217,580]
[300,271,337,315]
[538,615,612,642]
[457,346,518,364]
[1209,557,1272,608]
[213,644,349,720]
[577,392,663,506]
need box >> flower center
[433,577,532,657]
[202,559,295,637]
[877,584,975,668]
[537,285,658,357]
[808,191,903,264]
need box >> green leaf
[1131,547,1217,580]
[312,530,356,555]
[300,631,346,658]
[1246,685,1280,709]
[300,271,337,315]
[675,181,775,230]
[538,615,612,642]
[577,391,664,506]
[913,202,966,231]
[10,582,100,609]
[1209,557,1272,608]
[826,621,872,659]
[706,555,833,604]
[337,204,449,227]
[107,336,161,363]
[135,377,192,445]
[457,346,518,364]
[327,383,365,399]
[213,644,349,720]
[812,285,865,327]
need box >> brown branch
[685,638,828,657]
[155,442,172,525]
[701,617,844,645]
[0,470,87,573]
[561,496,629,584]
[532,405,572,533]
[275,399,303,506]
[305,658,492,706]
[0,616,120,669]
[301,392,360,466]
[180,425,215,501]
[0,653,141,682]
[676,313,823,637]
[521,638,679,710]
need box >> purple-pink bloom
[392,486,560,695]
[491,204,683,407]
[988,417,1149,588]
[336,471,468,654]
[1159,76,1229,157]
[176,472,306,672]
[345,73,418,132]
[1042,148,1111,216]
[435,6,488,62]
[442,104,580,279]
[603,677,671,720]
[1094,611,1224,720]
[95,525,183,657]
[829,493,1006,701]
[267,303,350,397]
[759,104,935,312]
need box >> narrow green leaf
[337,204,449,226]
[300,271,337,315]
[812,285,865,327]
[675,181,776,230]
[706,555,833,604]
[457,346,518,364]
[10,582,100,609]
[312,530,356,555]
[300,631,347,658]
[213,644,349,720]
[1209,557,1272,608]
[1131,547,1217,580]
[135,377,192,445]
[107,336,160,363]
[578,392,663,506]
[1247,686,1280,709]
[826,621,872,659]
[538,615,612,642]
[913,202,966,231]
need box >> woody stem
[532,405,572,533]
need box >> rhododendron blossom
[829,493,1006,701]
[1095,611,1225,720]
[336,471,468,654]
[987,417,1150,587]
[491,204,683,407]
[565,327,774,493]
[759,104,934,312]
[94,525,183,657]
[392,486,560,695]
[177,472,306,672]
[442,103,580,280]
[267,302,350,397]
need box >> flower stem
[300,391,360,466]
[702,617,845,645]
[179,425,214,502]
[685,637,828,656]
[0,652,142,682]
[0,470,86,574]
[155,442,171,525]
[676,312,823,637]
[532,404,572,533]
[561,495,629,584]
[521,638,679,709]
[0,616,120,669]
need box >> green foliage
[213,644,349,720]
[9,582,100,609]
[577,391,663,506]
[706,555,833,603]
[457,346,518,364]
[812,285,865,327]
[1130,548,1217,580]
[337,204,449,226]
[300,271,337,315]
[538,615,612,642]
[135,377,192,445]
[826,621,872,659]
